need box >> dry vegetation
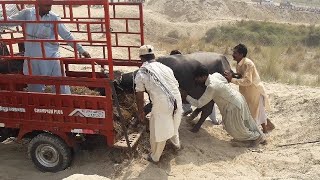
[160,21,320,87]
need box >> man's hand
[82,51,91,58]
[223,70,233,83]
[138,111,145,123]
[136,92,145,123]
[232,73,242,79]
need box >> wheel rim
[35,144,59,168]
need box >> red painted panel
[0,0,144,147]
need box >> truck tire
[28,133,72,172]
[0,128,11,142]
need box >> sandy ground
[0,82,319,179]
[0,0,320,179]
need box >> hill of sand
[0,83,319,179]
[0,1,319,179]
[142,0,320,43]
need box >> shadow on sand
[120,118,250,179]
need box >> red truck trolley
[0,0,144,172]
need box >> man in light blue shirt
[0,1,90,94]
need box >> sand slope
[0,1,319,179]
[0,83,319,179]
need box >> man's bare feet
[262,123,268,133]
[252,135,267,147]
[143,154,158,164]
[266,118,275,131]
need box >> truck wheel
[28,133,72,172]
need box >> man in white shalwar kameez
[224,44,275,133]
[182,65,266,145]
[135,45,182,163]
[0,0,91,94]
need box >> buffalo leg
[191,101,214,133]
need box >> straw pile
[112,91,140,140]
[69,87,141,140]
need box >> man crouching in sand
[181,65,266,146]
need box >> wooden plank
[113,129,144,149]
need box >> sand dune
[0,82,319,179]
[0,1,319,179]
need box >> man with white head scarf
[135,45,182,163]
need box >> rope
[277,140,320,147]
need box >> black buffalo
[0,40,24,74]
[114,52,233,132]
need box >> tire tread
[28,133,71,172]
